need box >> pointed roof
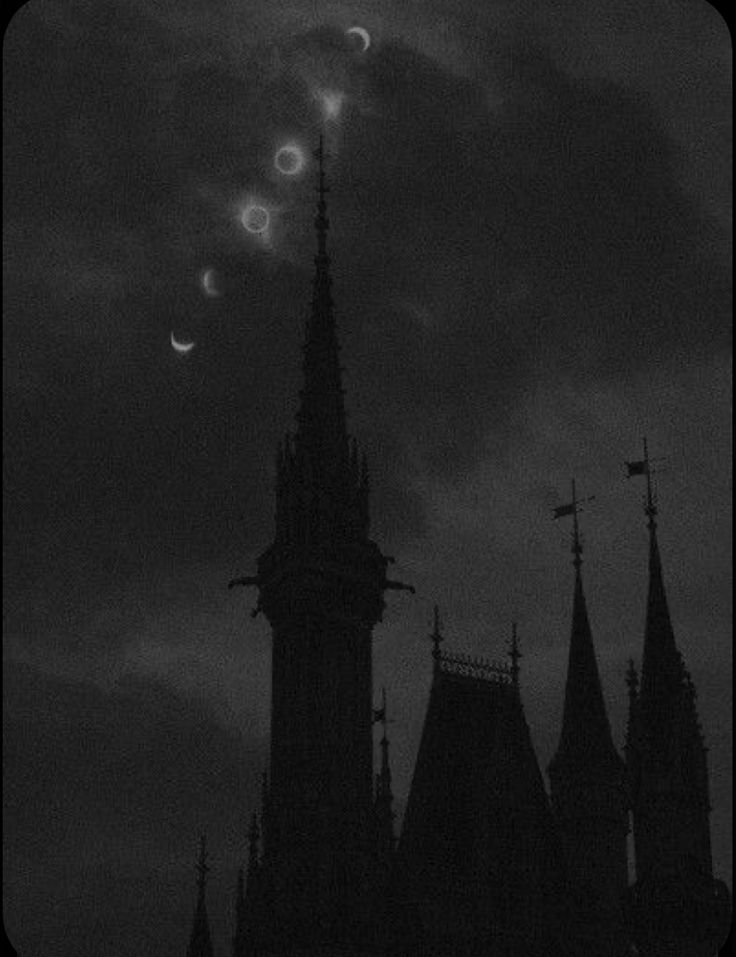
[294,134,349,478]
[640,522,684,717]
[549,482,623,781]
[549,565,623,780]
[399,612,561,926]
[186,836,214,957]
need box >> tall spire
[549,482,622,776]
[624,442,728,953]
[186,835,214,957]
[625,439,682,725]
[294,133,349,480]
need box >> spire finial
[626,657,639,701]
[187,835,214,957]
[313,133,330,259]
[248,812,260,862]
[196,834,209,894]
[509,621,522,685]
[553,478,594,571]
[430,603,444,666]
[625,436,657,530]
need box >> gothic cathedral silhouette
[184,141,731,957]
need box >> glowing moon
[346,26,370,52]
[275,144,305,176]
[201,268,221,297]
[171,331,195,354]
[241,203,270,234]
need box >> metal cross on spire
[429,603,445,666]
[508,621,522,685]
[553,478,595,570]
[196,834,209,894]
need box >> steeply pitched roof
[549,569,624,781]
[399,656,563,921]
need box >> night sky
[3,1,731,955]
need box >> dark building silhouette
[624,455,731,956]
[211,146,730,957]
[547,482,629,955]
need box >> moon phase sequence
[171,332,195,354]
[346,26,370,51]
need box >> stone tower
[229,138,412,954]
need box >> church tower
[547,481,629,952]
[624,442,730,956]
[229,138,412,953]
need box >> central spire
[294,133,349,479]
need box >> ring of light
[241,204,270,234]
[275,145,304,176]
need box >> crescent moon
[201,268,220,298]
[171,331,195,354]
[346,26,370,52]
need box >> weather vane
[552,478,595,568]
[625,436,662,528]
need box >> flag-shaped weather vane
[625,436,661,527]
[552,478,595,568]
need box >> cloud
[3,5,731,951]
[3,659,265,956]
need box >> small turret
[232,813,263,957]
[186,836,214,957]
[373,687,396,859]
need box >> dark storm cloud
[3,659,264,956]
[5,5,730,538]
[3,2,731,954]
